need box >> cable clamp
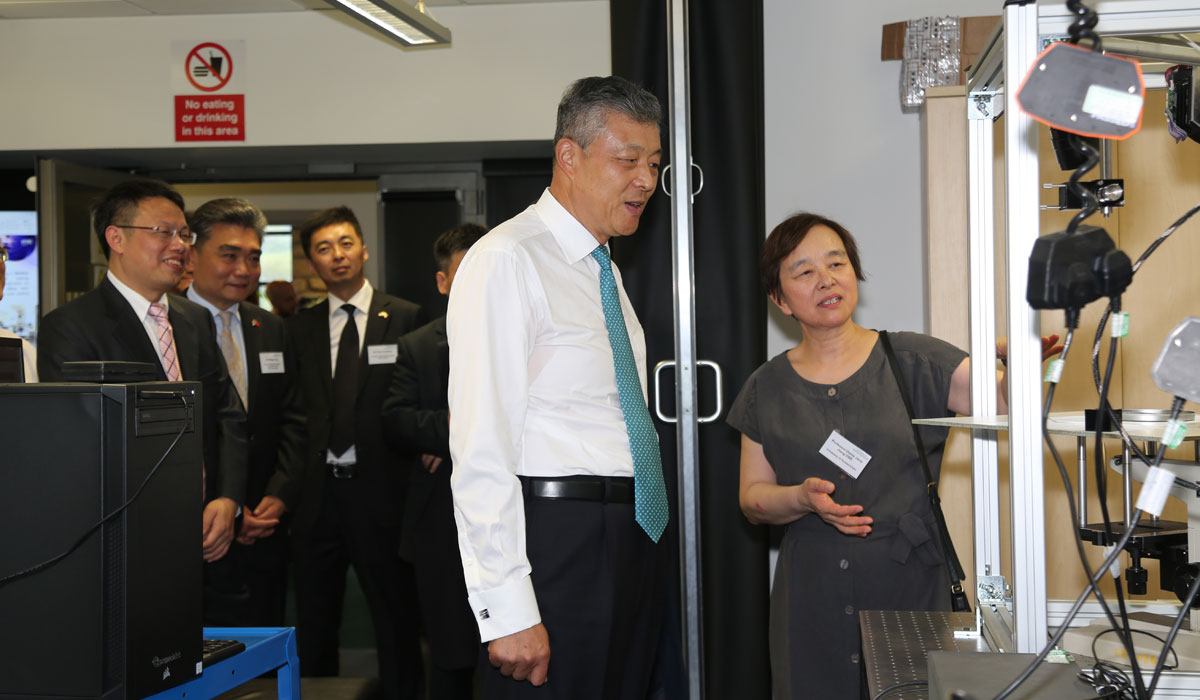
[1111,311,1130,338]
[1136,465,1176,517]
[1044,358,1065,384]
[1162,419,1188,450]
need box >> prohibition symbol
[186,42,233,92]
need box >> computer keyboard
[202,638,246,668]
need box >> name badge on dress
[367,344,399,365]
[819,430,872,479]
[259,351,285,374]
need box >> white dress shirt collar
[107,269,167,318]
[534,189,607,265]
[327,279,374,318]
[186,284,237,319]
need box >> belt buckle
[331,464,357,479]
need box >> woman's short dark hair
[92,179,186,258]
[298,205,362,259]
[760,212,865,303]
[554,76,661,149]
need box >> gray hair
[554,76,662,149]
[190,198,268,248]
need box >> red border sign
[186,42,233,93]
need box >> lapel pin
[378,311,389,319]
[251,319,261,327]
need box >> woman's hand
[996,334,1064,365]
[950,334,1065,415]
[797,478,872,536]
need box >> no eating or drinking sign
[171,40,246,142]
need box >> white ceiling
[0,0,588,19]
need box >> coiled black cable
[1067,0,1102,51]
[1063,0,1103,236]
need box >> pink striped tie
[148,303,181,382]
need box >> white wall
[762,0,1000,356]
[0,2,610,150]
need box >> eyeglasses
[115,225,197,246]
[0,245,7,263]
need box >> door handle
[652,359,723,423]
[653,360,678,423]
[696,360,723,423]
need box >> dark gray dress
[727,332,967,700]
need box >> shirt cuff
[466,574,541,643]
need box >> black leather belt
[519,475,634,504]
[329,463,357,479]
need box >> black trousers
[202,551,250,627]
[483,497,667,700]
[292,476,423,700]
[203,531,289,627]
[237,528,290,626]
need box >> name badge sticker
[819,430,872,479]
[368,344,399,365]
[259,351,285,374]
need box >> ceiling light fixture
[324,0,451,47]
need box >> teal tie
[591,244,668,542]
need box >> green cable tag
[1163,419,1188,450]
[1112,312,1130,338]
[1046,648,1073,664]
[1044,358,1065,384]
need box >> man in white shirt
[448,76,669,699]
[38,179,248,564]
[0,242,36,381]
[286,206,425,700]
[186,197,307,626]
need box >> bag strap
[878,331,969,603]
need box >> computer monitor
[0,337,22,383]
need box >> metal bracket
[978,574,1010,606]
[968,90,1004,120]
[1040,178,1126,211]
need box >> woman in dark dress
[727,213,1055,700]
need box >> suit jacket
[380,316,451,560]
[237,302,307,511]
[38,277,249,505]
[287,289,424,534]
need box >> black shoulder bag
[878,330,971,613]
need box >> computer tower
[0,381,203,700]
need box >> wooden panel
[921,86,974,598]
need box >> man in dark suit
[38,179,247,565]
[382,223,487,700]
[287,205,425,700]
[185,197,307,625]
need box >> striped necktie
[218,310,248,408]
[148,302,181,382]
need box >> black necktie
[330,303,358,456]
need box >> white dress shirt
[326,279,373,465]
[107,270,177,378]
[185,286,248,382]
[447,188,648,642]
